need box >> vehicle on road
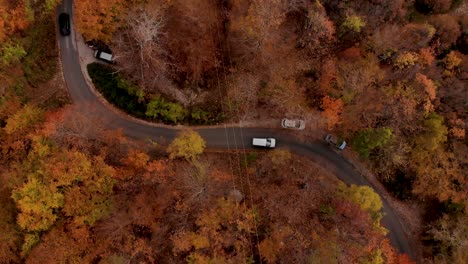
[325,134,346,150]
[252,138,276,148]
[281,118,305,130]
[56,4,414,254]
[94,50,114,63]
[58,13,71,36]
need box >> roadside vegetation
[1,0,65,105]
[88,62,223,125]
[0,105,413,262]
[0,0,466,263]
[0,1,412,261]
[0,0,69,262]
[78,0,467,262]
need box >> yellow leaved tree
[167,129,205,161]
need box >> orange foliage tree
[0,0,30,43]
[166,0,222,84]
[229,0,287,64]
[118,148,150,179]
[418,47,435,67]
[25,222,93,263]
[259,225,292,263]
[430,14,461,51]
[11,137,116,256]
[415,73,437,112]
[172,198,255,262]
[321,95,344,130]
[74,0,127,42]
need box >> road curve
[58,0,414,259]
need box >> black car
[58,13,70,36]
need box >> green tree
[145,97,186,123]
[59,155,115,226]
[162,102,185,123]
[340,15,366,35]
[145,97,163,119]
[4,104,43,135]
[413,112,447,154]
[190,108,209,124]
[43,0,61,12]
[410,114,456,202]
[167,129,205,161]
[338,183,384,227]
[352,127,393,158]
[393,52,419,69]
[1,42,27,65]
[116,76,145,102]
[21,233,40,257]
[442,51,462,75]
[12,177,64,232]
[13,149,116,231]
[11,147,116,255]
[365,248,384,264]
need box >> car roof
[98,51,113,61]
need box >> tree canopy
[11,140,115,254]
[338,183,384,226]
[167,129,206,161]
[352,128,393,158]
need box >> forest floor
[74,33,313,129]
[73,30,423,259]
[28,51,70,109]
[344,151,424,259]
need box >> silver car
[281,119,305,130]
[325,134,346,150]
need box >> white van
[252,138,276,148]
[94,50,114,63]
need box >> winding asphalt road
[58,0,414,260]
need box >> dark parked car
[325,134,347,150]
[58,13,70,36]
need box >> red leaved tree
[321,96,344,130]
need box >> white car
[252,138,276,148]
[281,119,305,130]
[325,134,346,150]
[94,50,114,63]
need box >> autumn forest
[0,0,467,263]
